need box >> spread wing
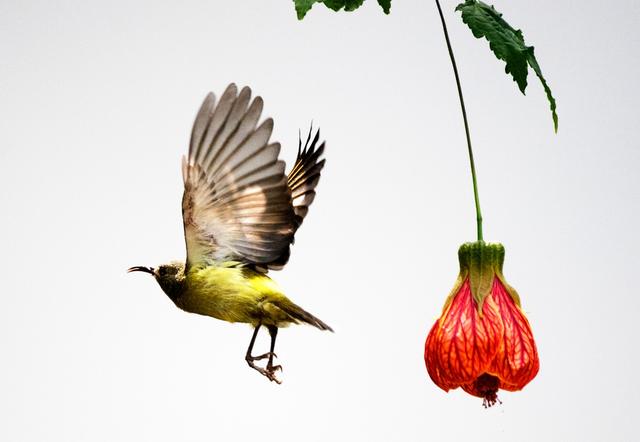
[181,84,325,271]
[265,126,326,271]
[289,126,326,222]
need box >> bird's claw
[246,355,283,384]
[248,352,277,362]
[265,368,282,384]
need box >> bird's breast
[177,266,275,325]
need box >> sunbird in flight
[129,84,331,383]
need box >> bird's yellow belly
[176,265,290,326]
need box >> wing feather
[189,93,215,160]
[182,84,326,271]
[286,127,326,224]
[263,126,327,271]
[196,85,238,166]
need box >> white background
[1,0,639,440]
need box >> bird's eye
[159,268,166,276]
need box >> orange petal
[487,278,539,391]
[425,278,504,391]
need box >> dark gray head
[128,261,186,302]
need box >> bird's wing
[182,84,323,271]
[265,127,326,271]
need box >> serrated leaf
[527,53,558,133]
[294,0,318,19]
[456,0,558,132]
[377,0,391,14]
[294,0,390,19]
[324,0,364,12]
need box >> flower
[424,242,539,407]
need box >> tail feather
[278,299,333,332]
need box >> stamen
[474,373,501,408]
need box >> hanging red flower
[424,242,539,407]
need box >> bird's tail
[278,299,333,332]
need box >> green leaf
[456,0,558,132]
[377,0,391,14]
[294,0,390,19]
[527,53,558,133]
[294,0,318,20]
[324,0,364,12]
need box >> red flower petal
[487,278,539,391]
[425,278,504,391]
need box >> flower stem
[435,0,483,242]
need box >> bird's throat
[158,273,186,303]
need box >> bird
[128,83,332,383]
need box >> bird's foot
[248,352,277,362]
[246,356,283,384]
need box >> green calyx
[456,241,514,313]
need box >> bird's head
[128,261,186,302]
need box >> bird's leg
[266,325,282,374]
[245,323,281,384]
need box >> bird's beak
[127,266,155,275]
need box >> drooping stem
[435,0,483,242]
